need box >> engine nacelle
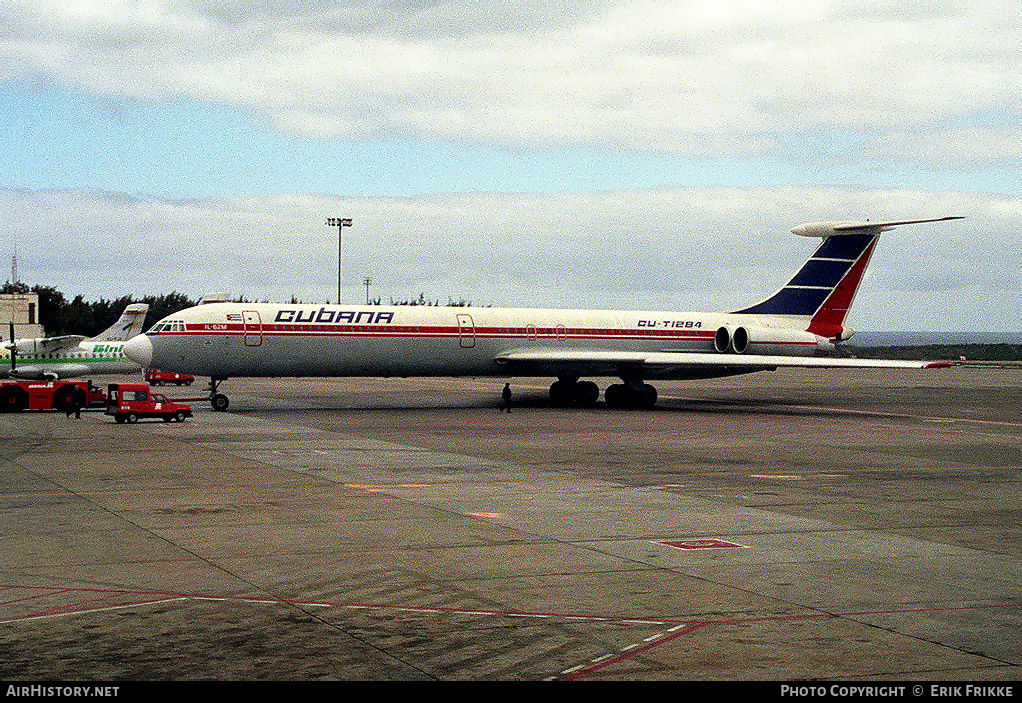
[717,325,833,355]
[714,326,733,353]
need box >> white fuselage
[2,340,143,379]
[122,219,963,409]
[137,302,825,380]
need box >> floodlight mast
[326,217,352,304]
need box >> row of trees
[847,343,1021,362]
[3,283,481,338]
[2,282,196,338]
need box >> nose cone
[123,334,153,368]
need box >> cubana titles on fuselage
[123,217,961,411]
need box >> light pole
[363,277,372,305]
[326,217,352,304]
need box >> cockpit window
[149,320,185,334]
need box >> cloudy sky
[1,0,1019,331]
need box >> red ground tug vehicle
[0,379,105,413]
[106,382,192,423]
[144,368,195,386]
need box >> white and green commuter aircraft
[3,303,148,379]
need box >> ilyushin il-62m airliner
[123,217,961,411]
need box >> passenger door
[456,314,475,349]
[243,311,262,347]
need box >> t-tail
[89,303,149,342]
[733,217,964,341]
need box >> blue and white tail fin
[734,217,963,340]
[89,303,149,342]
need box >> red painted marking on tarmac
[5,583,1022,681]
[673,396,1022,428]
[555,602,1022,680]
[0,588,74,607]
[9,597,189,624]
[658,539,748,550]
[0,583,679,625]
[560,622,710,681]
[5,584,1021,625]
[11,590,138,622]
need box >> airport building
[0,292,44,341]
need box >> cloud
[2,185,1018,331]
[1,0,1017,159]
[871,124,1022,168]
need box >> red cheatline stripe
[156,328,816,345]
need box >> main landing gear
[549,377,600,407]
[604,381,658,410]
[208,377,229,411]
[548,377,658,409]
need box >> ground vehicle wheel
[211,393,229,411]
[52,386,74,412]
[115,414,126,424]
[126,412,139,423]
[1,387,28,412]
[175,410,187,422]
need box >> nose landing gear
[208,377,230,411]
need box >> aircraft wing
[8,335,87,352]
[494,348,952,378]
[2,363,92,380]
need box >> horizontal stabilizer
[792,216,964,238]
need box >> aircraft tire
[604,384,625,409]
[604,383,657,409]
[638,384,658,409]
[574,381,600,407]
[211,393,229,412]
[549,380,573,407]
